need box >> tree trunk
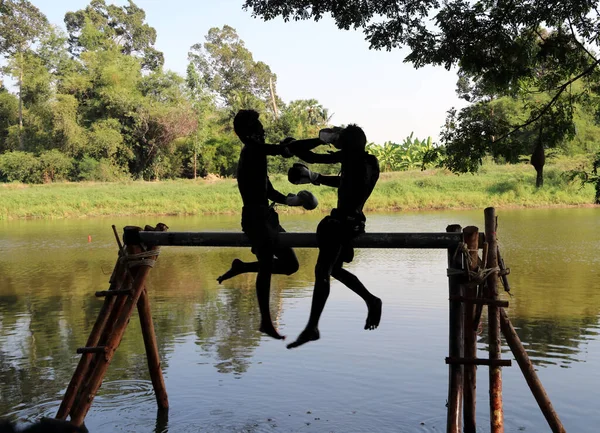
[269,76,278,119]
[194,149,197,179]
[530,130,545,188]
[535,166,544,188]
[18,51,24,150]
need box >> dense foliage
[0,1,338,183]
[2,0,600,202]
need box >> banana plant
[367,133,443,171]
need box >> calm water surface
[0,208,599,432]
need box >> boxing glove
[285,190,319,210]
[296,190,318,210]
[288,163,320,185]
[319,127,343,144]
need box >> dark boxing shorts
[241,205,285,255]
[316,208,366,263]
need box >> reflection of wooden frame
[55,208,565,433]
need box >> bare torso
[237,145,269,208]
[337,153,380,218]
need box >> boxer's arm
[267,178,289,204]
[295,149,342,164]
[315,174,341,188]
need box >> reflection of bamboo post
[56,256,129,420]
[69,224,167,426]
[484,207,504,433]
[499,308,566,433]
[462,226,479,433]
[446,224,463,433]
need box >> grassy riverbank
[0,160,596,220]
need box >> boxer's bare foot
[286,328,320,349]
[259,321,286,340]
[365,297,382,330]
[217,259,244,284]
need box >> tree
[185,62,218,178]
[0,85,18,150]
[64,0,164,71]
[188,25,278,112]
[242,0,600,191]
[0,0,49,148]
[130,95,197,179]
[441,93,576,186]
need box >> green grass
[0,160,596,220]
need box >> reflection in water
[0,208,599,432]
[508,317,600,367]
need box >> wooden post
[70,257,136,418]
[56,254,129,420]
[462,226,479,433]
[484,207,504,433]
[69,224,167,426]
[138,288,169,409]
[499,308,566,433]
[446,224,463,433]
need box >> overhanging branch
[493,58,600,143]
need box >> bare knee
[284,260,299,275]
[315,264,332,282]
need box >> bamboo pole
[138,288,169,409]
[499,308,566,433]
[56,255,129,420]
[446,224,463,433]
[70,258,135,417]
[484,207,504,433]
[462,226,479,433]
[137,231,485,249]
[69,224,167,426]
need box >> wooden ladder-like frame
[55,224,169,426]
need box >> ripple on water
[2,380,154,428]
[92,379,156,411]
[3,399,62,425]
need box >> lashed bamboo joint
[56,210,565,433]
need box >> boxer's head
[336,124,367,153]
[233,109,265,145]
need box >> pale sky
[33,0,468,145]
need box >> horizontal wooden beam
[449,296,509,308]
[446,357,512,367]
[134,231,485,249]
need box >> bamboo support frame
[462,226,479,433]
[57,224,168,426]
[71,224,168,426]
[135,231,485,249]
[499,308,566,433]
[485,207,504,433]
[446,224,464,433]
[70,252,136,418]
[138,288,169,409]
[55,256,129,420]
[56,210,566,432]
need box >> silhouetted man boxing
[216,109,319,340]
[285,124,382,349]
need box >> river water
[0,208,599,432]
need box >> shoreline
[1,202,598,222]
[1,164,597,221]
